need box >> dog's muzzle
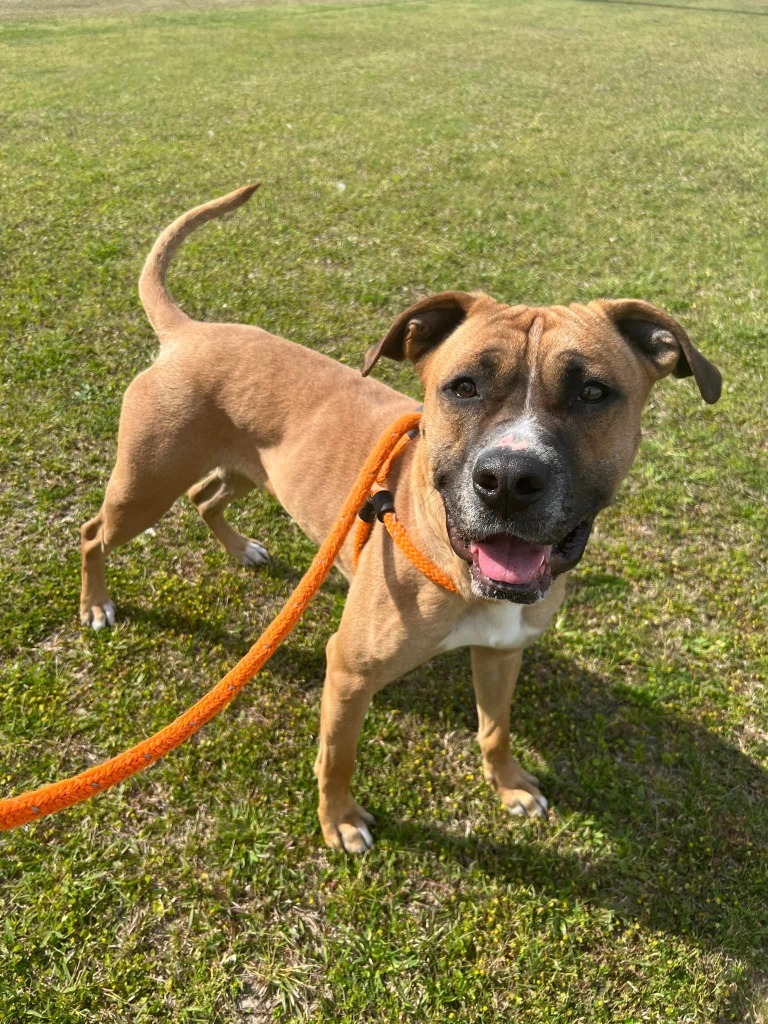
[447,515,594,603]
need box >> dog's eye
[578,381,610,403]
[452,378,478,399]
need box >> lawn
[0,0,766,1020]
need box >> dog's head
[363,292,721,604]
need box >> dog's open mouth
[447,519,593,603]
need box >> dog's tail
[138,183,261,337]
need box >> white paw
[338,821,374,854]
[322,804,376,854]
[238,540,270,567]
[507,790,549,818]
[82,601,116,631]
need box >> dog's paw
[484,757,549,819]
[502,787,549,818]
[236,540,270,567]
[320,802,376,854]
[81,600,116,631]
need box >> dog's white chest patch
[436,601,543,653]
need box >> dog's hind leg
[80,473,189,631]
[188,469,269,567]
[80,374,207,630]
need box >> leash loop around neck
[352,428,459,595]
[0,410,457,832]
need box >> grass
[0,0,766,1020]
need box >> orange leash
[351,434,411,569]
[351,428,459,594]
[380,514,459,594]
[0,411,456,832]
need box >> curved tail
[138,183,260,337]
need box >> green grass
[1,0,767,1020]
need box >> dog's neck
[397,438,472,600]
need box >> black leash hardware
[358,490,395,524]
[372,490,395,521]
[358,498,377,524]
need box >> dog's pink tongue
[471,536,551,585]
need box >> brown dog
[80,185,721,852]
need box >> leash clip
[371,490,395,522]
[358,490,396,524]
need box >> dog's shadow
[115,551,350,647]
[380,643,767,969]
[128,563,767,961]
[241,600,767,967]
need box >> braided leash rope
[352,429,459,595]
[0,410,458,832]
[379,514,459,594]
[352,433,410,568]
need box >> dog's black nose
[472,448,550,515]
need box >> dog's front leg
[314,631,383,854]
[471,646,549,819]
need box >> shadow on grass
[374,642,768,970]
[212,599,767,965]
[107,555,348,642]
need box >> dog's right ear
[361,292,479,377]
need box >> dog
[80,185,722,853]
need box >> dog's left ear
[591,299,722,404]
[362,291,481,377]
